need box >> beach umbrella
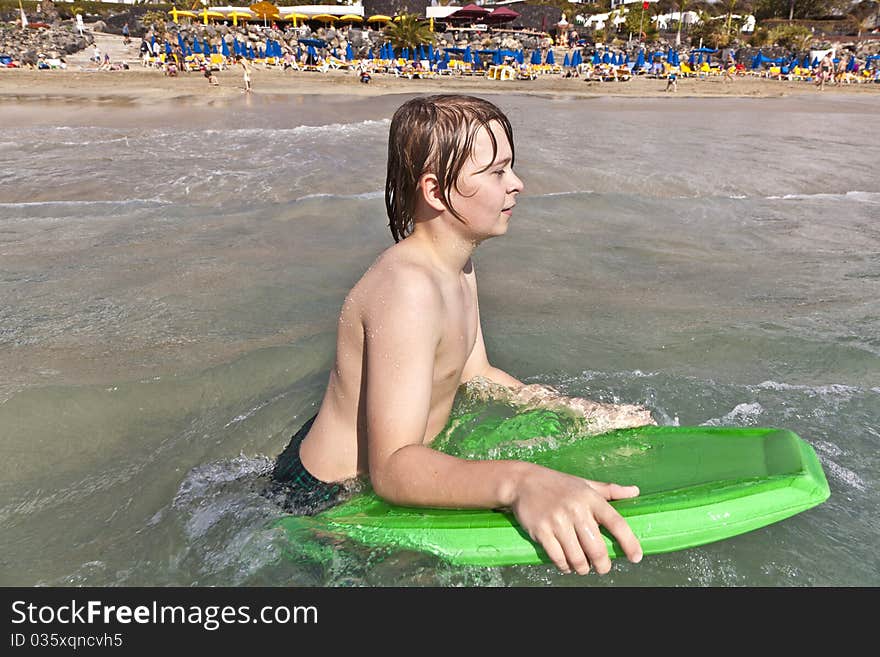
[592,51,600,65]
[689,52,696,66]
[227,11,254,27]
[672,51,679,67]
[531,49,541,65]
[287,13,308,27]
[706,54,711,65]
[698,53,703,64]
[464,46,473,64]
[635,49,645,70]
[165,41,172,56]
[346,43,354,61]
[368,47,374,60]
[177,33,185,50]
[563,52,570,67]
[193,38,202,54]
[222,39,230,58]
[802,54,810,68]
[366,15,392,25]
[473,53,482,70]
[545,49,554,65]
[249,2,280,28]
[265,37,273,57]
[249,44,256,60]
[402,47,410,61]
[602,51,611,64]
[339,14,363,25]
[202,37,209,54]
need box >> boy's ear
[418,173,447,213]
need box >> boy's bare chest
[434,280,477,381]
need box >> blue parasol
[592,51,600,65]
[165,41,172,56]
[222,40,230,58]
[402,46,410,61]
[545,49,554,65]
[346,43,353,61]
[203,38,210,55]
[464,46,472,64]
[368,47,374,60]
[602,51,611,64]
[193,39,202,54]
[531,49,541,65]
[563,52,570,67]
[177,33,185,50]
[473,53,482,70]
[635,49,645,70]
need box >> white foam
[765,191,880,203]
[702,402,764,426]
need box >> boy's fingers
[557,527,591,576]
[536,531,571,574]
[575,522,611,575]
[597,504,643,564]
[586,480,640,501]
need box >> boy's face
[449,121,523,241]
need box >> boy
[272,95,654,575]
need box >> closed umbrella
[563,52,570,67]
[602,51,611,64]
[464,46,472,64]
[592,51,600,65]
[222,39,230,58]
[531,49,541,65]
[635,49,645,70]
[165,41,172,56]
[193,39,202,54]
[346,43,353,61]
[473,53,482,70]
[545,49,554,65]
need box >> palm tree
[384,14,435,51]
[676,0,690,46]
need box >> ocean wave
[201,118,390,139]
[0,198,170,209]
[751,380,865,396]
[293,190,384,203]
[765,191,880,203]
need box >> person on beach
[817,52,834,90]
[665,69,678,92]
[204,66,219,86]
[268,95,655,575]
[238,56,252,93]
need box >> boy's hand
[509,465,643,575]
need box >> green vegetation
[383,13,434,50]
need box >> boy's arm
[364,269,642,574]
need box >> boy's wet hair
[385,95,515,242]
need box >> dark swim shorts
[268,414,344,516]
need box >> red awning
[448,4,492,20]
[485,7,520,23]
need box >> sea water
[1,93,877,586]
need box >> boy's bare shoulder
[350,245,444,322]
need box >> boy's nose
[509,172,524,195]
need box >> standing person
[723,50,735,83]
[817,51,833,90]
[268,95,655,576]
[122,22,130,46]
[239,55,252,92]
[665,68,678,92]
[835,55,847,84]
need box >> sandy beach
[2,32,878,109]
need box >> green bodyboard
[275,411,830,567]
